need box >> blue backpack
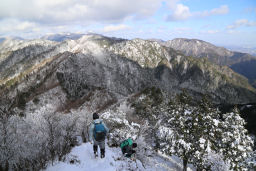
[93,121,106,141]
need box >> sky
[0,0,255,47]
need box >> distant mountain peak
[164,38,256,65]
[41,33,86,42]
[147,38,165,43]
[164,37,256,88]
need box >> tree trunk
[183,158,188,171]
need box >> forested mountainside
[1,34,256,104]
[163,38,256,88]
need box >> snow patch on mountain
[41,33,85,42]
[0,38,56,53]
[109,38,169,68]
[0,38,57,64]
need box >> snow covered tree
[132,87,163,121]
[133,89,254,170]
[158,93,231,170]
[0,109,12,171]
[101,88,254,171]
[247,150,256,170]
[0,96,18,171]
[219,107,253,170]
[0,91,87,170]
[165,100,222,170]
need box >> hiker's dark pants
[122,146,135,157]
[93,139,105,154]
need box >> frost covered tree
[157,92,254,171]
[112,88,254,171]
[162,97,254,170]
[42,112,79,163]
[0,95,17,171]
[247,150,256,170]
[132,87,163,121]
[0,93,86,171]
[219,107,253,170]
[162,94,223,171]
[0,108,13,171]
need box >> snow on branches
[151,91,254,170]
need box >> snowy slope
[0,38,56,55]
[45,142,194,171]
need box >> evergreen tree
[132,89,254,170]
[219,107,253,170]
[161,92,222,170]
[247,150,256,170]
[158,93,254,170]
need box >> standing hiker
[89,113,109,158]
[120,138,137,158]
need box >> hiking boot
[100,149,105,158]
[93,145,98,158]
[95,152,98,158]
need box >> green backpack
[120,138,133,149]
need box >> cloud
[16,21,36,31]
[227,19,256,29]
[0,19,37,32]
[1,0,173,37]
[167,4,192,21]
[0,0,164,24]
[168,4,192,20]
[200,30,219,34]
[103,24,131,32]
[207,30,219,34]
[167,4,229,21]
[173,27,192,33]
[207,5,229,16]
[0,18,75,38]
[227,30,240,34]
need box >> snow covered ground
[45,142,194,171]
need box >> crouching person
[89,113,109,158]
[120,138,137,159]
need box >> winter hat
[93,113,99,120]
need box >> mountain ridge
[0,34,255,104]
[163,38,255,66]
[164,38,256,88]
